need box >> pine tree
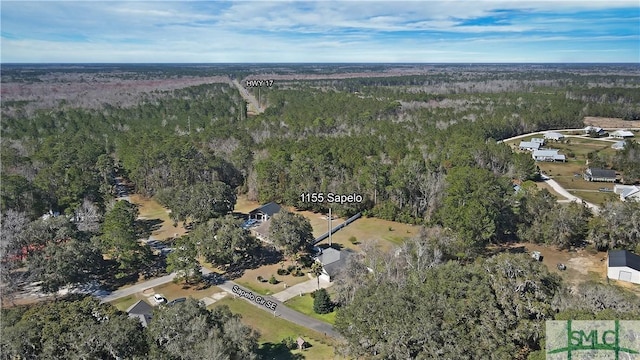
[313,288,333,314]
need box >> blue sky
[1,1,639,63]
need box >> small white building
[614,184,640,202]
[611,140,626,150]
[519,141,541,151]
[531,137,545,144]
[607,250,640,284]
[532,149,566,162]
[584,126,605,135]
[610,130,634,139]
[543,132,565,141]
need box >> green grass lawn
[211,297,339,359]
[569,190,618,205]
[285,293,337,325]
[110,294,144,311]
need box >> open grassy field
[317,216,420,253]
[129,194,187,241]
[284,293,337,325]
[569,190,618,205]
[211,297,340,359]
[234,263,312,295]
[584,116,640,129]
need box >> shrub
[277,268,290,276]
[292,269,304,277]
[299,255,313,268]
[256,276,263,282]
[348,236,358,244]
[281,336,297,350]
[269,275,278,284]
[287,265,296,272]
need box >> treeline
[0,297,260,360]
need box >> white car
[153,294,167,304]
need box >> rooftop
[608,250,640,271]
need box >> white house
[531,137,545,144]
[607,250,640,284]
[611,140,626,150]
[614,184,640,202]
[315,247,348,282]
[532,149,566,162]
[544,132,565,141]
[610,130,634,139]
[519,141,541,151]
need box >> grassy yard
[235,263,312,295]
[284,293,337,325]
[319,216,420,253]
[569,190,618,205]
[211,297,339,359]
[129,194,187,241]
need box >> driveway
[272,277,333,302]
[97,266,343,339]
[544,178,600,214]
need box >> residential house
[126,300,153,327]
[607,250,640,285]
[315,247,349,282]
[519,141,541,151]
[249,202,281,221]
[543,132,565,141]
[584,126,606,136]
[532,149,566,162]
[583,168,616,182]
[610,130,634,139]
[611,140,626,150]
[614,184,640,202]
[531,137,545,144]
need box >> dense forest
[1,64,640,359]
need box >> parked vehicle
[153,294,167,304]
[531,251,543,261]
[167,297,186,306]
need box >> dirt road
[231,79,264,114]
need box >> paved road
[231,79,264,114]
[97,266,342,339]
[217,281,342,339]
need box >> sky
[1,1,639,63]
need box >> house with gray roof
[249,202,281,221]
[126,300,153,327]
[315,247,349,282]
[614,184,640,202]
[607,250,640,284]
[584,168,616,182]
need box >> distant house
[614,184,640,202]
[531,137,545,144]
[607,250,640,284]
[532,149,566,162]
[584,168,616,182]
[610,130,634,139]
[315,247,348,282]
[249,202,281,221]
[611,140,627,150]
[126,300,153,327]
[519,141,541,151]
[584,126,606,136]
[543,132,565,141]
